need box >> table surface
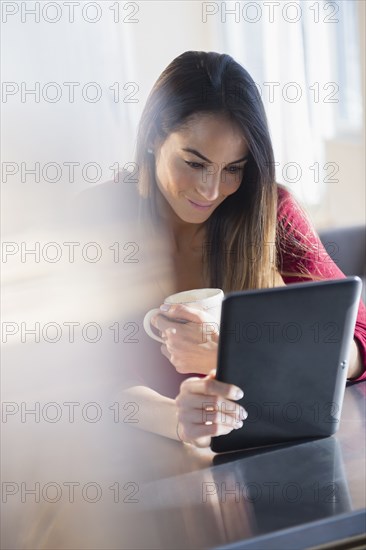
[2,375,365,550]
[112,383,366,550]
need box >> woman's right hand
[175,369,248,448]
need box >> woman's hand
[175,370,248,448]
[151,304,220,375]
[347,339,363,380]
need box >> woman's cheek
[173,170,193,193]
[163,165,185,195]
[221,178,241,196]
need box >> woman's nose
[195,173,221,201]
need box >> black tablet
[210,277,362,453]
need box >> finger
[151,314,185,333]
[177,422,211,448]
[179,403,246,425]
[181,376,244,401]
[183,421,239,441]
[191,437,212,449]
[160,328,179,351]
[160,344,170,360]
[152,314,219,346]
[159,328,177,349]
[177,392,247,418]
[158,303,206,324]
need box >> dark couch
[318,225,366,302]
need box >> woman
[121,50,366,448]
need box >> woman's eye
[185,161,203,169]
[184,161,245,173]
[225,165,243,174]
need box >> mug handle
[143,308,165,343]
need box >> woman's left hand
[150,304,220,375]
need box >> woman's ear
[149,136,165,158]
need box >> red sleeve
[276,185,366,382]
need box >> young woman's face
[153,113,249,224]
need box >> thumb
[161,303,205,324]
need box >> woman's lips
[186,198,214,210]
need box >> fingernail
[241,409,248,420]
[234,421,243,429]
[234,389,244,400]
[160,304,170,311]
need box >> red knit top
[276,185,366,381]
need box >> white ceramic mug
[143,288,224,343]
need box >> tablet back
[211,277,362,453]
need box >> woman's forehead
[168,115,248,152]
[178,111,237,130]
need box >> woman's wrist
[120,385,184,440]
[347,339,364,380]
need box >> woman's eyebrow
[181,148,248,164]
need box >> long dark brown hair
[134,51,315,292]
